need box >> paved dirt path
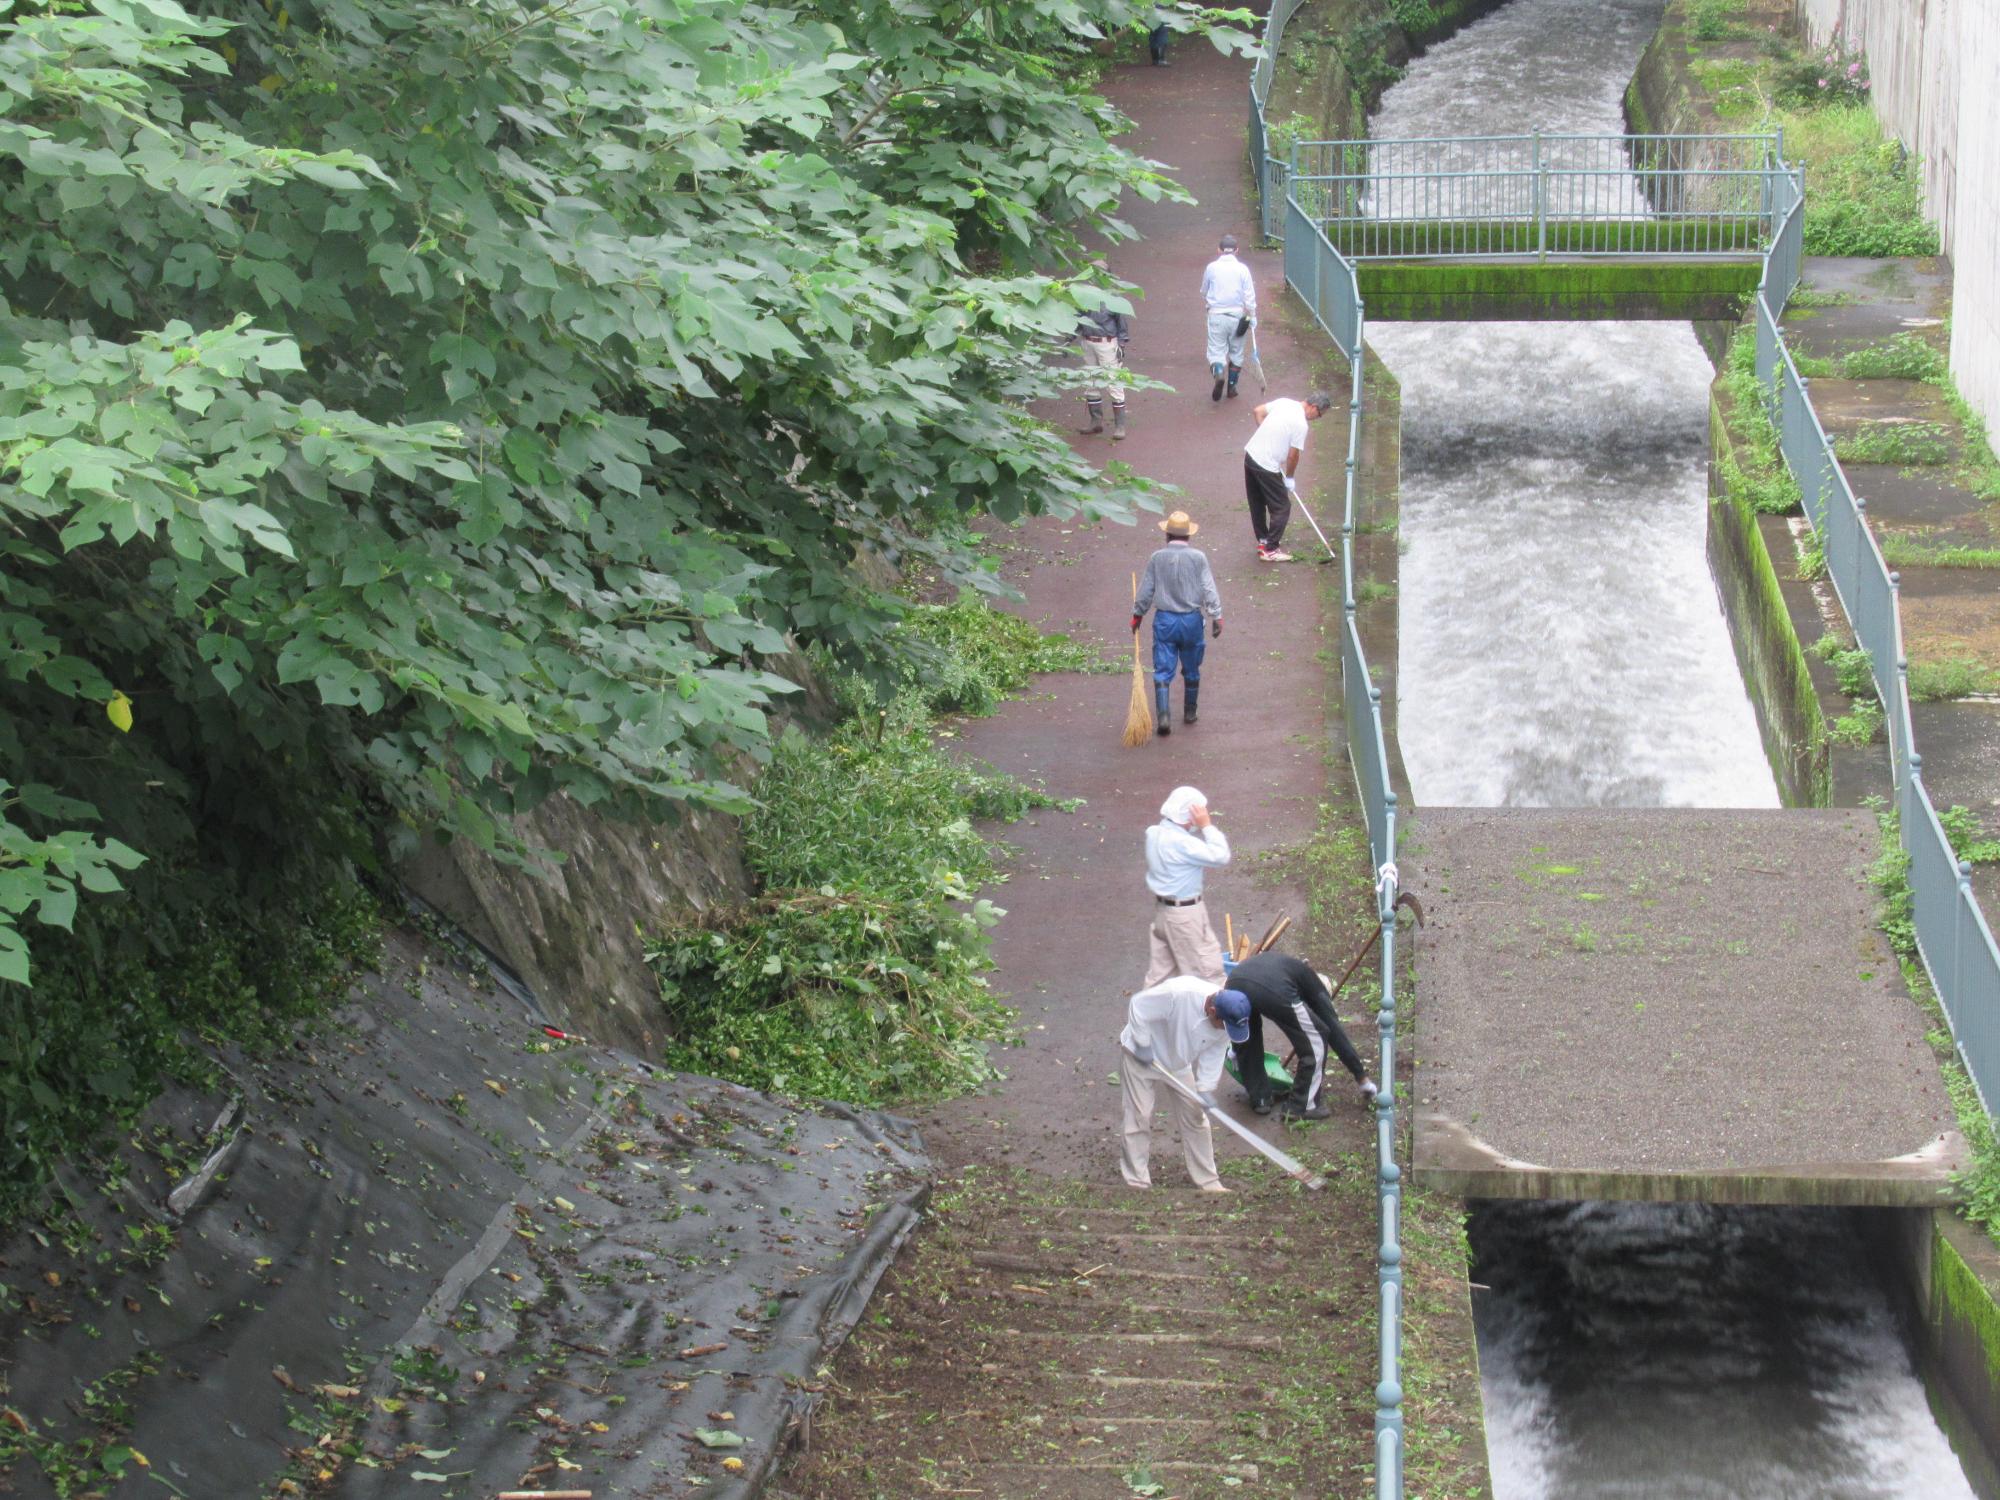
[910,31,1356,1181]
[772,30,1507,1500]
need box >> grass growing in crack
[1794,332,1949,383]
[1809,633,1885,742]
[1718,328,1803,515]
[1868,808,2000,1241]
[1833,422,1954,467]
[1907,657,2000,702]
[1876,534,2000,570]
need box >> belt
[1082,334,1117,343]
[1209,306,1244,316]
[1155,894,1203,907]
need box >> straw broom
[1123,572,1154,746]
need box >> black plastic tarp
[0,928,927,1498]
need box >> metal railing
[1251,12,1404,1497]
[1751,171,2000,1111]
[1289,132,1780,258]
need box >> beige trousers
[1144,898,1226,987]
[1079,335,1124,405]
[1119,1051,1219,1189]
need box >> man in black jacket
[1226,950,1377,1120]
[1075,303,1131,440]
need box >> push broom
[1123,572,1153,746]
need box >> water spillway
[1363,0,1983,1492]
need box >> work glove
[1211,618,1223,640]
[1131,613,1143,634]
[1234,315,1251,339]
[1130,1042,1155,1067]
[1196,1090,1218,1110]
[1283,476,1297,492]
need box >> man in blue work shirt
[1199,233,1256,403]
[1131,510,1223,733]
[1143,784,1231,986]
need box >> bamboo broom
[1123,572,1153,746]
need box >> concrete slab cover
[1407,806,1965,1204]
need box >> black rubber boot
[1226,366,1241,398]
[1079,398,1104,435]
[1111,405,1127,442]
[1210,364,1225,402]
[1154,682,1171,736]
[1183,683,1199,724]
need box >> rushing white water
[1369,1,1981,1494]
[1373,0,1779,809]
[1472,1202,1980,1500]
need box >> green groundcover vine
[648,598,1106,1103]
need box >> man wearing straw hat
[1131,510,1222,734]
[1143,784,1231,986]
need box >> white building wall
[1795,0,1998,432]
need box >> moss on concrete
[1358,258,1758,321]
[1928,1213,2000,1491]
[1706,388,1830,807]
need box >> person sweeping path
[1118,976,1252,1191]
[1242,390,1332,562]
[1224,950,1378,1120]
[1132,510,1222,734]
[1144,785,1231,985]
[1199,233,1256,402]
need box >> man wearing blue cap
[1118,975,1253,1192]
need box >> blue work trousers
[1151,610,1205,686]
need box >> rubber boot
[1154,682,1171,736]
[1210,363,1225,402]
[1183,683,1199,725]
[1079,398,1104,435]
[1226,366,1241,399]
[1111,405,1127,442]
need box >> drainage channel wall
[1630,15,2000,1488]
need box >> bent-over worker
[1119,977,1253,1191]
[1225,950,1377,1120]
[1242,391,1332,562]
[1144,785,1230,986]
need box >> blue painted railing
[1251,29,1406,1500]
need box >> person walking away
[1119,977,1253,1191]
[1076,300,1131,440]
[1144,785,1230,985]
[1199,234,1256,403]
[1242,390,1331,562]
[1223,949,1378,1119]
[1148,14,1171,64]
[1133,510,1222,732]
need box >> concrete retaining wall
[1793,0,2000,447]
[1870,1208,2000,1498]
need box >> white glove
[1283,476,1297,492]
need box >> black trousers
[1149,23,1170,61]
[1244,456,1291,548]
[1234,994,1366,1109]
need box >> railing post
[1532,129,1546,258]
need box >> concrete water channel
[1354,0,1990,1491]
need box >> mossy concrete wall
[1705,389,1830,807]
[1868,1208,2000,1497]
[1361,258,1759,322]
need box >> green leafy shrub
[1938,806,2000,866]
[893,599,1111,717]
[1718,328,1802,515]
[1686,0,1744,41]
[1785,107,1940,256]
[648,685,1059,1103]
[1907,657,2000,701]
[1809,632,1876,697]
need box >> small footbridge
[1272,131,1774,319]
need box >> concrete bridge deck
[1408,806,1966,1206]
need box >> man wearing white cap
[1119,977,1253,1191]
[1143,785,1231,986]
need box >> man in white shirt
[1198,233,1257,403]
[1242,390,1332,562]
[1118,976,1252,1191]
[1144,785,1231,985]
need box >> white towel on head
[1159,785,1207,827]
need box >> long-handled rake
[1122,1045,1325,1190]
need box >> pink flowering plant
[1781,31,1873,106]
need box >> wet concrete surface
[1782,254,1952,361]
[1911,699,2000,921]
[911,45,1357,1181]
[1408,806,1965,1203]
